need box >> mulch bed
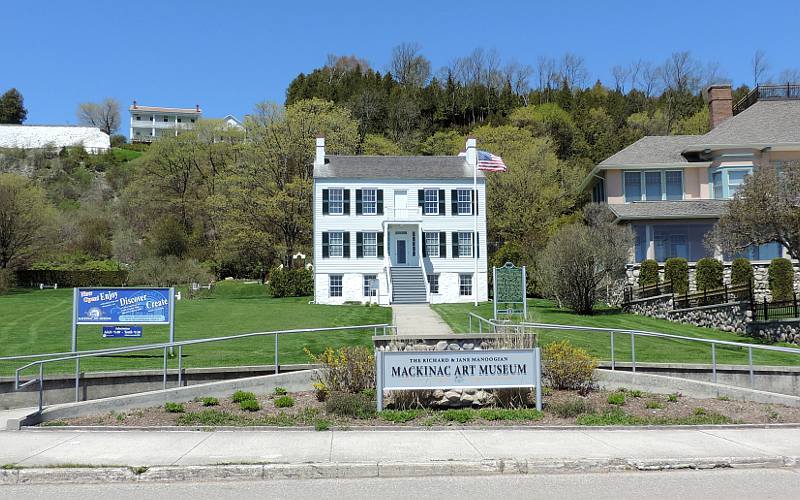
[51,388,800,428]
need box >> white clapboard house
[313,137,488,305]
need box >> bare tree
[700,61,730,89]
[751,49,770,87]
[77,98,120,135]
[560,52,589,89]
[611,64,631,92]
[660,51,701,92]
[324,54,370,86]
[638,61,662,97]
[504,61,533,104]
[535,55,559,91]
[777,68,800,83]
[389,42,431,87]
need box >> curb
[1,456,797,485]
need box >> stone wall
[749,319,800,345]
[669,302,750,334]
[373,334,534,407]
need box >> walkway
[1,427,798,469]
[391,304,452,335]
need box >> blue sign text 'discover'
[77,288,171,324]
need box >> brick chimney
[314,135,326,168]
[704,84,733,129]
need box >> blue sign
[76,288,172,325]
[102,326,143,338]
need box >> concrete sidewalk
[392,304,452,335]
[1,427,798,473]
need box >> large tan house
[582,84,800,274]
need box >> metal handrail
[467,312,800,392]
[13,322,392,412]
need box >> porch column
[646,224,655,260]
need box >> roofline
[682,143,800,154]
[129,106,202,114]
[612,214,722,221]
[313,176,487,181]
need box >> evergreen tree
[0,88,27,124]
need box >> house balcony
[733,84,800,114]
[384,207,422,222]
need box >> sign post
[375,347,541,412]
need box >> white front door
[394,190,408,218]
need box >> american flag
[477,150,508,172]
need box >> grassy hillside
[432,299,800,366]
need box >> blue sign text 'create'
[77,288,171,325]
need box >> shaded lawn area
[0,282,391,376]
[432,299,800,367]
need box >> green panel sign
[493,262,527,320]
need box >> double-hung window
[428,274,439,294]
[425,232,440,257]
[328,231,344,257]
[456,189,472,215]
[459,274,472,296]
[727,170,749,197]
[624,172,643,202]
[363,274,377,297]
[328,188,344,215]
[362,231,377,257]
[424,189,439,215]
[362,188,377,215]
[329,275,343,297]
[712,168,752,199]
[458,232,473,258]
[664,171,683,200]
[624,171,684,202]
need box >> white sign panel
[379,349,536,390]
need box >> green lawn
[0,282,391,376]
[432,299,800,367]
[111,147,143,161]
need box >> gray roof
[598,136,699,167]
[608,200,729,221]
[686,100,800,150]
[314,155,484,179]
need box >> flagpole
[473,143,479,307]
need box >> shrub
[693,407,707,416]
[664,258,689,295]
[607,392,626,406]
[239,399,260,412]
[313,381,329,402]
[768,258,794,301]
[628,390,643,398]
[0,268,14,295]
[274,395,295,408]
[667,393,679,402]
[14,269,127,288]
[314,419,331,431]
[695,258,724,291]
[638,260,659,287]
[128,256,212,288]
[268,267,313,297]
[231,390,256,403]
[325,391,375,419]
[306,346,375,394]
[440,409,474,423]
[273,387,287,396]
[546,398,593,418]
[542,340,598,391]
[201,397,219,407]
[164,402,185,413]
[730,258,753,288]
[645,400,664,410]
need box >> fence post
[534,348,542,411]
[711,343,717,384]
[794,292,798,318]
[631,334,636,373]
[74,356,80,403]
[764,297,769,322]
[274,333,279,375]
[177,345,183,388]
[610,332,615,370]
[38,363,44,413]
[162,346,168,390]
[748,347,754,388]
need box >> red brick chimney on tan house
[704,84,733,129]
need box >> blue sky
[4,0,800,126]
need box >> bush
[768,258,794,301]
[314,419,331,431]
[645,400,664,409]
[201,397,219,407]
[664,258,689,295]
[546,398,593,418]
[325,391,375,419]
[667,393,679,402]
[730,258,753,288]
[274,395,295,408]
[231,390,256,403]
[14,269,127,288]
[128,256,213,288]
[306,346,375,394]
[164,402,185,413]
[542,340,598,392]
[313,381,329,402]
[273,387,287,396]
[0,268,15,295]
[638,260,659,287]
[695,258,723,291]
[607,392,626,406]
[239,399,260,412]
[268,267,313,297]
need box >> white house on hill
[312,137,489,305]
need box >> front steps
[390,267,428,304]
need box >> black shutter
[438,189,445,215]
[451,189,458,216]
[439,231,447,258]
[377,232,384,258]
[355,189,363,215]
[356,232,363,258]
[422,232,428,257]
[322,232,329,258]
[377,189,384,214]
[322,189,329,215]
[474,232,479,258]
[343,232,351,258]
[418,189,425,212]
[473,189,478,215]
[343,190,351,215]
[452,231,459,258]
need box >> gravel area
[52,388,800,428]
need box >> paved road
[3,468,800,500]
[2,427,799,467]
[392,304,453,335]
